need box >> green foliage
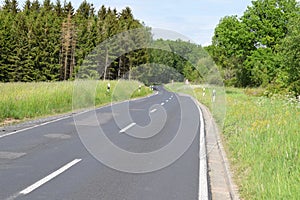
[208,0,300,95]
[0,1,146,82]
[242,0,298,49]
[278,14,300,95]
[0,1,213,85]
[244,47,280,87]
[131,63,183,85]
[147,39,207,83]
[222,88,300,199]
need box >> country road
[0,87,206,200]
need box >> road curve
[0,86,205,200]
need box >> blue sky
[14,0,253,46]
[92,0,253,46]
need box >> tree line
[206,0,300,96]
[0,0,210,85]
[78,37,210,84]
[0,0,144,82]
[5,0,296,94]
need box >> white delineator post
[107,82,110,92]
[212,89,216,102]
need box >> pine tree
[54,0,62,17]
[23,0,31,15]
[0,1,146,82]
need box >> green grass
[222,88,300,199]
[166,83,300,199]
[0,80,151,125]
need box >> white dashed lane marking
[119,123,136,133]
[150,109,157,113]
[19,159,82,195]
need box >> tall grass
[0,80,150,125]
[166,83,300,199]
[222,88,299,199]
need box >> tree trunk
[103,47,108,80]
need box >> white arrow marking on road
[119,123,136,133]
[19,159,82,195]
[150,109,157,113]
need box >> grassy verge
[0,80,151,126]
[166,83,300,199]
[222,88,299,199]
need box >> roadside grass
[166,83,300,199]
[0,80,151,126]
[222,88,299,199]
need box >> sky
[91,0,253,46]
[14,0,253,46]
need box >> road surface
[0,86,204,200]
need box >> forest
[0,0,147,82]
[0,0,205,84]
[0,0,299,96]
[206,0,300,96]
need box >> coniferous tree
[54,0,63,17]
[0,1,148,82]
[23,0,31,15]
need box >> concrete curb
[198,103,240,200]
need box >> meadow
[166,83,300,199]
[222,88,299,199]
[0,80,151,126]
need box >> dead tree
[60,13,77,80]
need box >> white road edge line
[161,102,165,106]
[19,159,82,195]
[150,109,157,113]
[0,90,159,140]
[119,123,136,133]
[0,116,71,139]
[174,93,208,200]
[194,99,209,200]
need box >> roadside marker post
[107,82,110,93]
[212,89,216,102]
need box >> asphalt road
[0,86,203,200]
